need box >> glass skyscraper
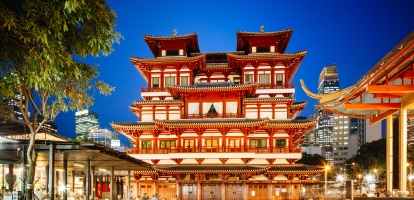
[75,109,99,139]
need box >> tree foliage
[296,154,328,166]
[0,0,121,198]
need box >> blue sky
[54,0,414,145]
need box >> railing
[181,113,244,119]
[256,83,295,89]
[126,146,301,154]
[141,87,169,92]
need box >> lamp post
[357,174,362,194]
[344,162,355,196]
[325,165,330,199]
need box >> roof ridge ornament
[260,25,264,33]
[173,29,177,36]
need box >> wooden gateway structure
[301,31,414,193]
[111,27,324,200]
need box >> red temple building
[111,27,323,200]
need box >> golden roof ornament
[173,29,177,36]
[260,25,264,33]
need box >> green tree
[346,139,386,181]
[0,0,121,198]
[296,154,328,166]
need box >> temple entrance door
[247,184,268,200]
[139,183,153,198]
[225,184,243,200]
[229,139,241,152]
[158,183,176,200]
[181,184,197,200]
[202,184,222,200]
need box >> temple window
[276,74,284,85]
[166,49,180,56]
[181,76,188,86]
[244,74,253,83]
[160,140,176,149]
[250,139,266,148]
[276,139,286,147]
[228,139,241,148]
[184,139,195,148]
[205,139,219,148]
[256,46,271,53]
[141,140,151,149]
[259,74,269,84]
[152,77,159,88]
[165,77,175,86]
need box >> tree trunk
[25,134,37,200]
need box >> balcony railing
[126,146,301,154]
[141,87,169,92]
[256,83,295,89]
[181,113,243,119]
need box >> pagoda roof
[166,82,258,98]
[143,32,200,57]
[236,28,294,53]
[291,101,307,108]
[130,55,205,82]
[133,100,184,105]
[268,165,324,174]
[265,119,317,129]
[227,50,307,60]
[155,165,269,174]
[243,97,295,103]
[290,101,307,119]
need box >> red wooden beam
[368,85,414,94]
[373,93,405,98]
[344,103,401,110]
[370,109,399,125]
[402,71,414,80]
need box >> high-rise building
[316,65,340,162]
[3,93,27,122]
[75,110,99,139]
[88,128,112,147]
[111,28,324,200]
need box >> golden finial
[260,25,264,33]
[173,29,177,36]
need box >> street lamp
[357,174,362,194]
[344,162,355,181]
[325,165,330,199]
[366,175,374,196]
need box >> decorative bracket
[151,159,160,166]
[171,158,183,165]
[266,159,276,165]
[219,158,228,164]
[195,158,204,164]
[241,158,253,164]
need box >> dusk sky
[53,0,414,145]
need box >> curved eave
[268,165,324,175]
[154,118,270,129]
[236,29,294,53]
[264,120,318,129]
[132,171,157,175]
[226,50,306,61]
[110,122,161,135]
[143,33,200,57]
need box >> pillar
[400,109,408,191]
[92,167,95,199]
[48,144,55,200]
[127,170,131,200]
[110,167,114,200]
[8,164,13,191]
[386,115,393,192]
[85,159,90,199]
[72,170,75,193]
[63,157,68,200]
[197,182,201,200]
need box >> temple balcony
[126,146,301,160]
[141,87,171,99]
[181,113,243,119]
[255,83,295,95]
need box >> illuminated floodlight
[337,175,344,182]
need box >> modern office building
[88,128,112,147]
[75,109,99,139]
[316,65,340,162]
[111,28,324,200]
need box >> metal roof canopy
[0,141,153,171]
